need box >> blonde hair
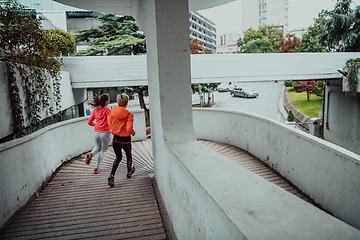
[117,94,129,107]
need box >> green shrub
[284,80,294,87]
[287,110,295,122]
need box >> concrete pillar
[309,117,321,137]
[137,0,196,144]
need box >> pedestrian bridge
[1,108,359,239]
[62,53,358,88]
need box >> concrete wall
[283,87,311,130]
[0,61,86,139]
[193,108,360,231]
[324,79,360,155]
[0,110,146,229]
[0,62,13,139]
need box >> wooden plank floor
[0,139,322,239]
[0,140,166,240]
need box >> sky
[198,0,359,36]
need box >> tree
[190,39,203,54]
[118,86,149,118]
[191,83,219,105]
[278,33,300,53]
[299,12,328,52]
[314,80,324,99]
[44,29,76,56]
[237,25,283,53]
[284,80,294,87]
[317,0,360,52]
[0,0,75,137]
[292,80,316,101]
[75,14,149,118]
[75,14,146,56]
[287,110,295,122]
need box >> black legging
[111,135,132,175]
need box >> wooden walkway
[0,139,321,239]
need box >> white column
[137,0,196,144]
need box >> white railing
[193,108,360,230]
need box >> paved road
[212,81,285,122]
[127,81,285,122]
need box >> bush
[284,80,294,87]
[287,110,295,122]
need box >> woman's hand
[132,131,136,136]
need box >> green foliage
[288,91,323,118]
[317,0,360,51]
[0,0,75,137]
[44,29,76,56]
[314,80,324,99]
[145,117,150,128]
[284,80,294,87]
[237,25,283,53]
[287,110,295,122]
[345,58,360,95]
[299,11,328,52]
[75,14,146,56]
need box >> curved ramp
[0,139,323,239]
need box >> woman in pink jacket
[86,94,112,174]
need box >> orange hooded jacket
[108,106,134,137]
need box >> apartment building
[189,12,217,52]
[217,32,242,54]
[242,0,288,33]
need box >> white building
[217,32,242,54]
[241,0,288,33]
[20,1,217,53]
[189,11,217,52]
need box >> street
[196,81,285,122]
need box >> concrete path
[0,139,327,239]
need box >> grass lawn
[287,89,323,118]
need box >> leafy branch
[0,0,75,137]
[345,58,360,95]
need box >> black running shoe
[108,175,114,187]
[127,167,135,178]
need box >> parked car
[217,83,230,92]
[217,82,237,92]
[230,87,259,98]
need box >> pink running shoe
[94,168,102,174]
[85,153,92,164]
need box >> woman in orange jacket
[108,94,136,187]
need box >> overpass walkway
[0,139,324,239]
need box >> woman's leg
[111,141,123,176]
[91,132,101,156]
[123,143,133,174]
[95,132,111,169]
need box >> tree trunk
[307,91,310,101]
[138,91,149,118]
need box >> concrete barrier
[0,110,146,229]
[193,108,360,231]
